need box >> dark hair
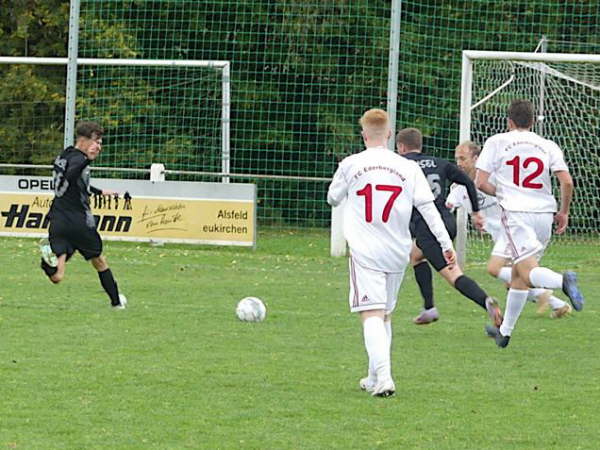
[76,121,104,139]
[507,99,534,129]
[395,127,422,150]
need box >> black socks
[414,261,435,310]
[98,268,120,306]
[40,259,58,278]
[454,275,487,309]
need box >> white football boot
[112,294,128,310]
[372,378,396,397]
[359,377,377,393]
[39,238,58,267]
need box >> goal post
[0,57,231,182]
[458,50,600,266]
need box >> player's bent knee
[487,263,500,278]
[360,309,385,322]
[91,255,108,272]
[441,265,463,285]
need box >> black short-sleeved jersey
[49,146,101,227]
[403,151,479,232]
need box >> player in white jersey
[327,109,455,396]
[475,99,584,348]
[447,141,571,318]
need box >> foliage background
[0,0,599,226]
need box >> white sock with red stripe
[529,267,563,289]
[363,316,391,382]
[500,289,529,336]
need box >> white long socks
[363,316,391,382]
[529,267,563,289]
[384,319,392,345]
[496,267,564,305]
[500,289,529,336]
[548,295,567,309]
[497,267,512,284]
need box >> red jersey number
[356,184,403,223]
[506,156,544,189]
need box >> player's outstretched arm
[475,169,496,197]
[554,170,573,234]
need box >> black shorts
[412,212,457,272]
[49,215,103,260]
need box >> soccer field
[1,231,598,449]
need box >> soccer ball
[235,297,267,322]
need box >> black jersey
[49,146,101,226]
[403,151,479,226]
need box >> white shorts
[348,258,406,314]
[497,210,553,264]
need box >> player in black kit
[395,128,500,326]
[39,121,127,309]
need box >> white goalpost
[458,50,600,266]
[0,56,231,182]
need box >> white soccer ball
[236,297,267,322]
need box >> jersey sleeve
[412,163,435,207]
[327,162,349,207]
[415,201,453,251]
[548,142,569,172]
[475,137,496,174]
[446,184,466,209]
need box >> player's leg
[349,258,394,397]
[487,253,565,316]
[381,268,405,383]
[488,212,556,347]
[438,263,503,328]
[89,255,127,309]
[77,227,126,309]
[516,212,583,311]
[41,220,74,284]
[410,243,438,325]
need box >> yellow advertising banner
[0,191,255,246]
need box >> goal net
[0,58,230,180]
[458,51,600,265]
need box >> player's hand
[471,211,485,232]
[554,212,569,234]
[443,249,456,268]
[445,202,455,210]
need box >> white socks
[548,295,567,309]
[384,319,392,345]
[529,267,563,289]
[363,316,391,382]
[497,267,512,284]
[497,267,566,306]
[500,289,529,337]
[527,288,547,301]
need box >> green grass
[1,230,599,449]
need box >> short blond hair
[359,108,390,139]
